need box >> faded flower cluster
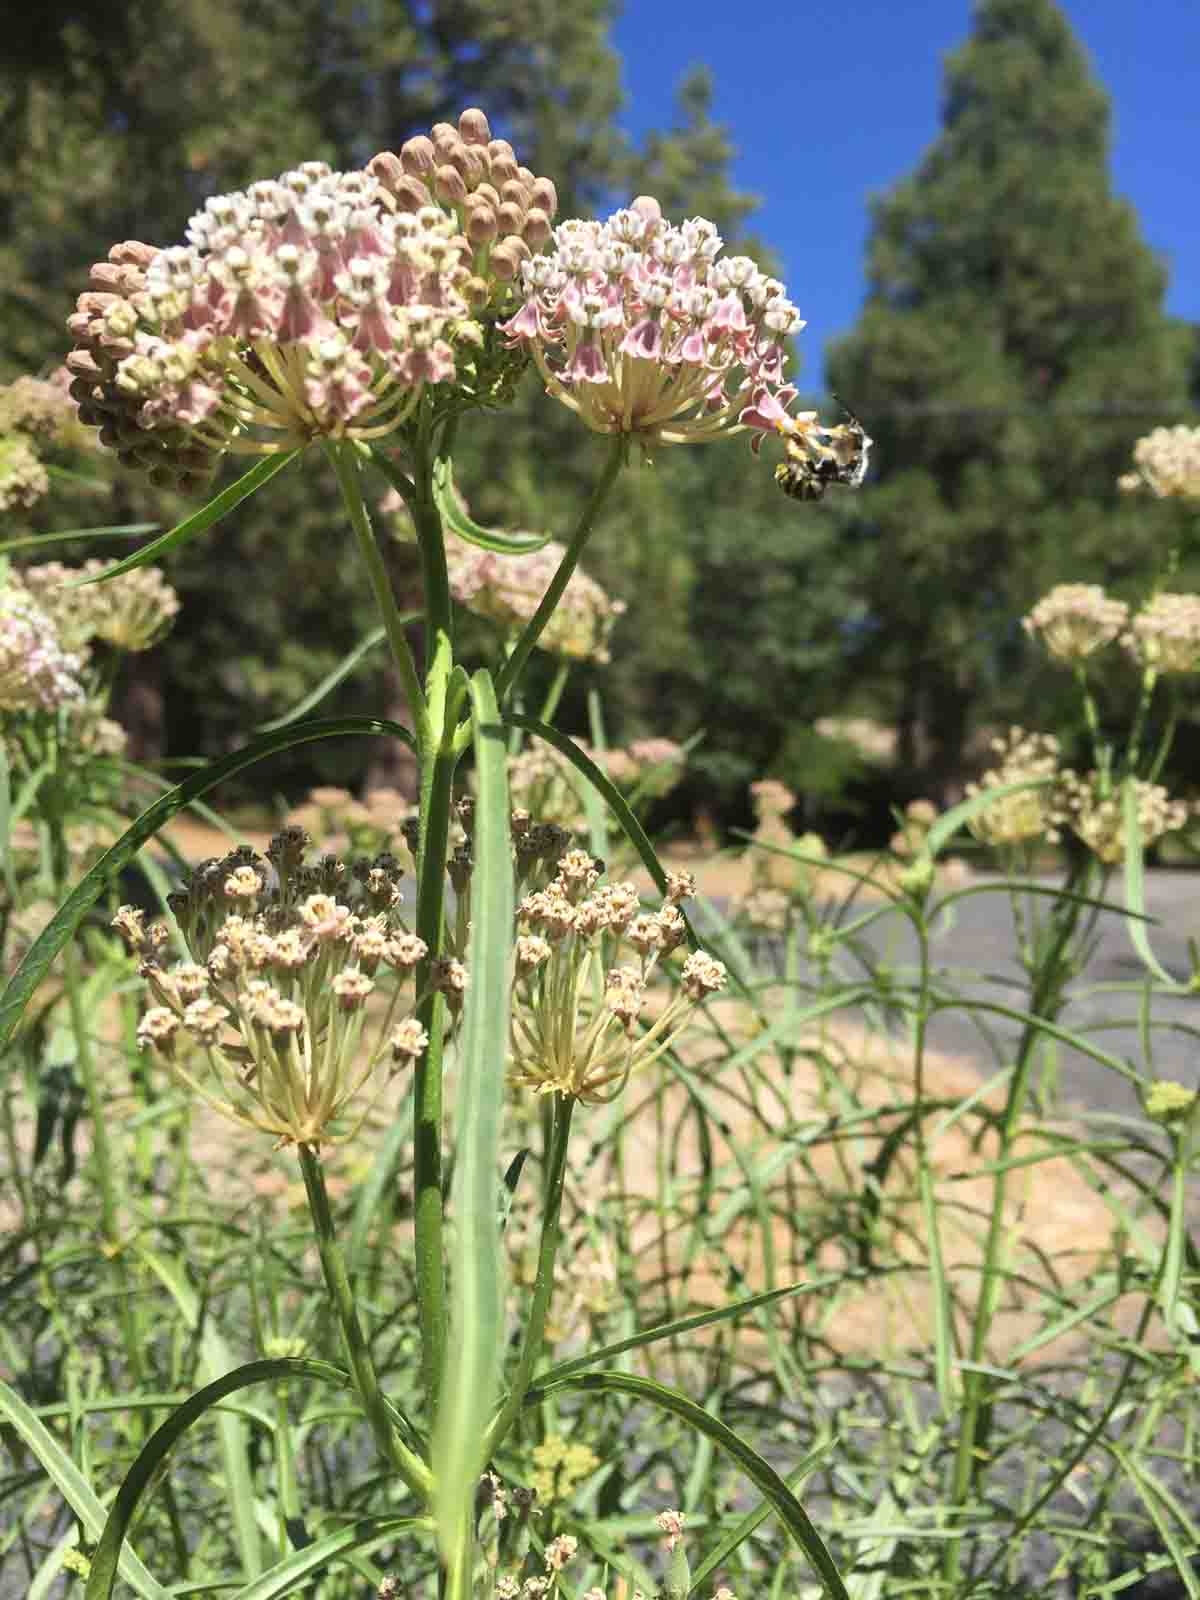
[65,110,555,483]
[446,535,625,662]
[504,738,687,835]
[509,846,723,1101]
[0,580,85,713]
[1023,584,1129,665]
[1119,424,1200,500]
[0,369,92,512]
[1123,592,1200,675]
[117,832,435,1145]
[966,728,1064,848]
[19,560,181,653]
[1059,774,1189,865]
[289,785,415,860]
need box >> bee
[774,398,872,502]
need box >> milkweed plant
[0,109,871,1599]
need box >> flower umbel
[117,833,430,1145]
[0,579,85,712]
[1119,424,1200,500]
[509,852,723,1102]
[1124,593,1200,675]
[445,535,625,663]
[1023,584,1129,665]
[65,111,554,482]
[965,728,1064,848]
[501,197,838,468]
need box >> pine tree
[826,0,1194,795]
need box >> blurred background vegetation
[2,0,1197,836]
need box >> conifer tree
[827,0,1193,793]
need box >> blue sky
[613,0,1200,392]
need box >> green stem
[327,440,429,749]
[942,862,1089,1585]
[1123,665,1158,782]
[406,421,462,1418]
[297,1142,433,1500]
[495,439,624,703]
[537,661,570,727]
[484,1093,575,1457]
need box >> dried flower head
[0,579,85,711]
[66,112,552,482]
[1119,424,1200,500]
[445,533,625,662]
[1023,584,1129,665]
[1124,592,1200,675]
[1061,773,1189,865]
[966,728,1064,848]
[0,433,50,511]
[118,834,422,1145]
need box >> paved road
[700,870,1200,1120]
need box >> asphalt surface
[700,869,1200,1121]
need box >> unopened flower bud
[466,203,499,247]
[458,107,492,146]
[400,135,436,176]
[522,207,552,247]
[390,1017,429,1066]
[530,177,558,216]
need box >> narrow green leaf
[256,624,404,732]
[84,1359,351,1600]
[0,523,157,556]
[433,668,513,1562]
[134,1249,265,1578]
[228,1515,433,1599]
[0,715,416,1056]
[689,1439,837,1592]
[1122,777,1184,987]
[525,1371,849,1600]
[924,776,1054,859]
[431,456,552,553]
[0,1378,171,1600]
[71,453,301,585]
[539,1283,811,1388]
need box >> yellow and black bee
[774,401,872,502]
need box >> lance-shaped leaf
[71,452,301,585]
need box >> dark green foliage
[827,0,1195,795]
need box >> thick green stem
[327,440,429,748]
[484,1093,575,1457]
[495,439,624,703]
[406,424,462,1418]
[297,1142,433,1499]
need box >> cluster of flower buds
[116,831,435,1145]
[1123,592,1200,675]
[0,579,85,712]
[1119,424,1200,500]
[445,534,625,663]
[65,112,551,482]
[509,850,723,1102]
[1023,584,1129,665]
[966,728,1065,848]
[1059,773,1189,865]
[18,560,180,653]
